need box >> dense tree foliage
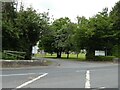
[2,2,18,50]
[16,8,48,59]
[2,2,50,60]
[2,1,120,60]
[110,0,120,57]
[39,25,55,54]
[74,7,119,60]
[39,17,75,58]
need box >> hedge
[94,56,116,61]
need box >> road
[1,58,119,89]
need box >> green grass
[36,53,86,61]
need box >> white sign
[32,46,39,54]
[95,50,105,56]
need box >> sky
[18,0,119,22]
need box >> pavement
[1,58,119,89]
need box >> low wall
[0,59,49,68]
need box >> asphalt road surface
[1,58,119,89]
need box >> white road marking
[76,70,86,72]
[0,73,43,77]
[76,70,80,72]
[85,70,91,88]
[99,86,105,89]
[16,73,48,89]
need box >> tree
[2,1,50,60]
[52,17,71,58]
[63,22,76,59]
[75,16,90,59]
[86,8,114,59]
[16,6,50,60]
[2,1,19,51]
[75,8,114,60]
[110,1,120,57]
[39,25,55,55]
[39,17,76,58]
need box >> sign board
[32,46,39,54]
[95,50,105,56]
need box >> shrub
[112,45,120,58]
[94,56,116,61]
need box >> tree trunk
[57,51,61,58]
[86,48,95,60]
[25,45,32,60]
[66,52,69,59]
[76,53,79,58]
[51,53,53,56]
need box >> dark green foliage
[2,2,50,60]
[110,1,120,57]
[93,56,116,61]
[2,2,19,51]
[45,17,73,58]
[39,30,55,54]
[112,45,120,58]
[2,1,120,60]
[75,6,119,60]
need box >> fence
[3,50,26,60]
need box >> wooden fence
[3,50,26,59]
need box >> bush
[112,45,120,58]
[94,56,116,61]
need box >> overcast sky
[18,0,119,22]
